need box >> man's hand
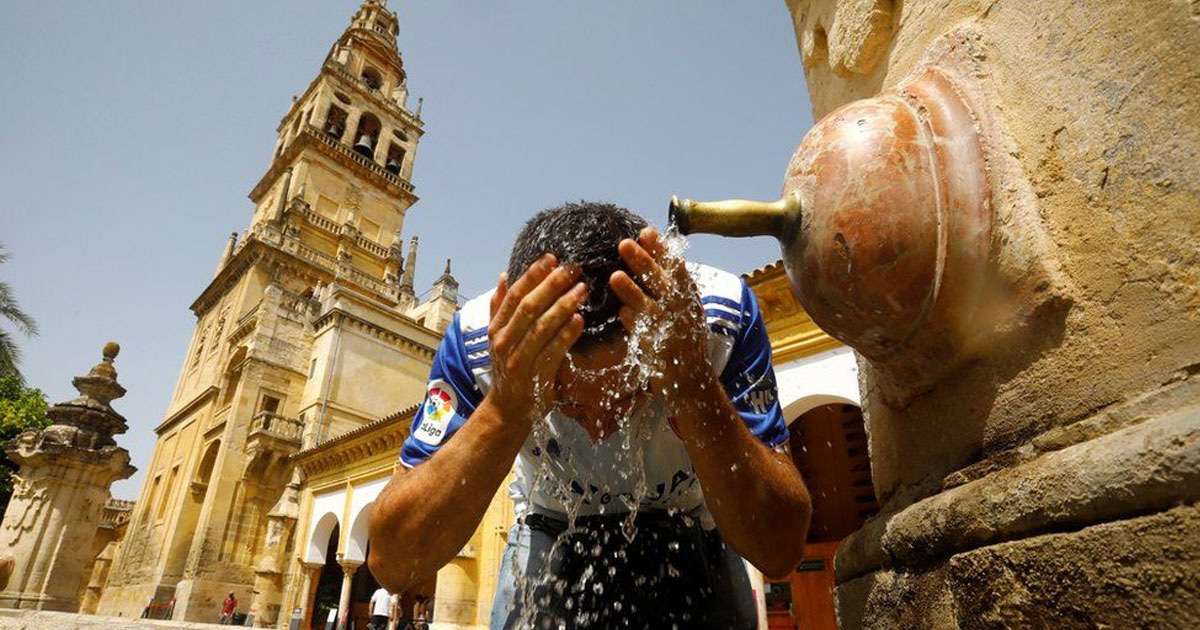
[609,227,712,402]
[486,253,588,425]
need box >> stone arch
[324,104,348,138]
[343,501,374,564]
[193,440,220,491]
[220,346,248,407]
[361,66,383,91]
[783,394,860,425]
[305,511,341,564]
[352,112,382,157]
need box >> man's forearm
[669,376,812,578]
[369,398,526,591]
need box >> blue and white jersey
[399,262,788,523]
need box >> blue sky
[0,1,813,498]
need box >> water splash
[504,225,699,629]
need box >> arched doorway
[311,523,341,629]
[766,402,878,630]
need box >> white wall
[775,346,861,422]
[344,475,389,563]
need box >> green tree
[0,244,39,383]
[0,374,50,513]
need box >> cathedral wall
[170,268,265,414]
[318,321,430,440]
[96,405,211,617]
[348,326,427,405]
[299,286,436,445]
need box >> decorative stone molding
[292,404,415,478]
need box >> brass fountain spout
[667,65,993,377]
[668,192,802,240]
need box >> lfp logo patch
[415,379,457,446]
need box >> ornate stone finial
[89,342,119,380]
[215,232,239,278]
[434,258,458,294]
[75,342,126,406]
[416,97,424,119]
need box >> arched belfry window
[353,112,381,158]
[325,105,348,139]
[385,143,406,175]
[361,66,382,91]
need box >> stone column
[0,343,136,611]
[373,125,392,164]
[335,558,360,630]
[399,142,416,182]
[310,88,333,131]
[298,562,324,630]
[341,109,362,146]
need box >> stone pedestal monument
[0,342,136,611]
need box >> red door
[765,541,838,630]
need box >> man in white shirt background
[369,586,392,630]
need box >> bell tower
[249,0,423,306]
[95,2,455,623]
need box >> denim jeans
[489,513,758,630]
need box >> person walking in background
[412,595,430,630]
[369,586,391,630]
[219,592,237,625]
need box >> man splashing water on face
[369,202,812,629]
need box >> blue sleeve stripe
[702,295,741,310]
[705,308,741,326]
[717,279,789,448]
[463,327,488,341]
[468,357,491,369]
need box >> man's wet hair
[507,200,648,348]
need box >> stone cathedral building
[90,1,487,625]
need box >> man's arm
[668,375,811,578]
[610,228,812,579]
[369,255,586,592]
[367,397,527,591]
